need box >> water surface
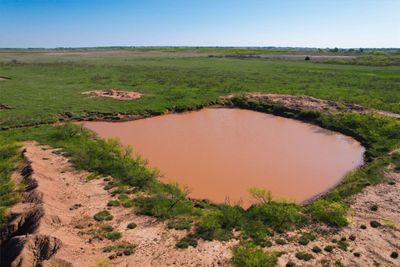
[84,108,364,206]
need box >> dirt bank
[0,75,11,80]
[82,89,143,100]
[1,142,235,266]
[223,93,400,119]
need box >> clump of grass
[100,225,113,232]
[127,222,137,229]
[308,200,348,227]
[103,243,136,256]
[167,218,192,230]
[312,246,322,253]
[232,241,279,267]
[370,204,378,211]
[275,238,287,245]
[298,233,315,245]
[105,231,122,241]
[295,252,314,261]
[175,234,198,249]
[337,240,349,251]
[107,200,120,207]
[370,220,381,228]
[324,245,334,253]
[94,210,113,221]
[285,261,295,267]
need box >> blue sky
[1,0,399,48]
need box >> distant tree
[305,56,311,61]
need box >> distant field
[0,48,399,128]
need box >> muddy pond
[84,108,364,206]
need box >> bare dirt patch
[0,104,13,110]
[0,75,11,81]
[223,93,400,119]
[1,142,235,267]
[82,89,143,101]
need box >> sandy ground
[4,142,235,267]
[82,89,143,101]
[270,164,400,267]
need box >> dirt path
[3,141,235,267]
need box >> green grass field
[1,49,399,128]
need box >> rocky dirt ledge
[0,142,235,267]
[82,89,143,101]
[223,93,400,119]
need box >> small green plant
[167,218,192,230]
[312,246,322,253]
[308,200,348,227]
[103,243,136,256]
[286,261,295,267]
[298,233,316,246]
[105,231,122,241]
[127,222,137,229]
[100,225,113,232]
[353,252,361,257]
[94,210,113,221]
[370,220,381,228]
[232,241,279,267]
[337,240,349,251]
[275,238,286,245]
[390,251,398,259]
[370,205,378,211]
[295,252,314,261]
[324,245,334,253]
[176,234,198,249]
[107,200,120,207]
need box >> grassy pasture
[0,49,399,128]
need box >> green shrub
[103,243,135,256]
[246,201,305,231]
[100,225,113,232]
[275,239,286,245]
[127,222,137,229]
[390,251,398,259]
[195,213,233,241]
[176,234,198,249]
[107,200,120,207]
[94,210,113,221]
[241,220,272,246]
[295,252,314,261]
[370,205,378,211]
[232,242,279,267]
[298,233,315,246]
[308,200,348,227]
[324,245,334,253]
[285,261,295,267]
[360,224,367,229]
[167,218,192,230]
[312,246,322,253]
[105,231,122,241]
[370,220,381,228]
[337,240,349,251]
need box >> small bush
[107,200,120,207]
[100,225,113,232]
[360,224,367,229]
[349,234,356,241]
[298,233,315,246]
[324,245,334,253]
[275,238,287,245]
[127,222,137,229]
[308,200,348,227]
[232,242,279,267]
[195,213,233,241]
[312,246,322,253]
[353,252,360,257]
[167,218,192,230]
[370,220,381,228]
[286,261,295,267]
[370,205,378,211]
[337,240,349,251]
[176,234,198,249]
[390,251,398,259]
[103,243,135,256]
[295,252,314,261]
[105,231,122,241]
[94,210,113,221]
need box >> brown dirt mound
[223,93,400,119]
[0,75,11,80]
[82,89,143,100]
[0,103,13,110]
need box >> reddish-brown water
[84,108,364,206]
